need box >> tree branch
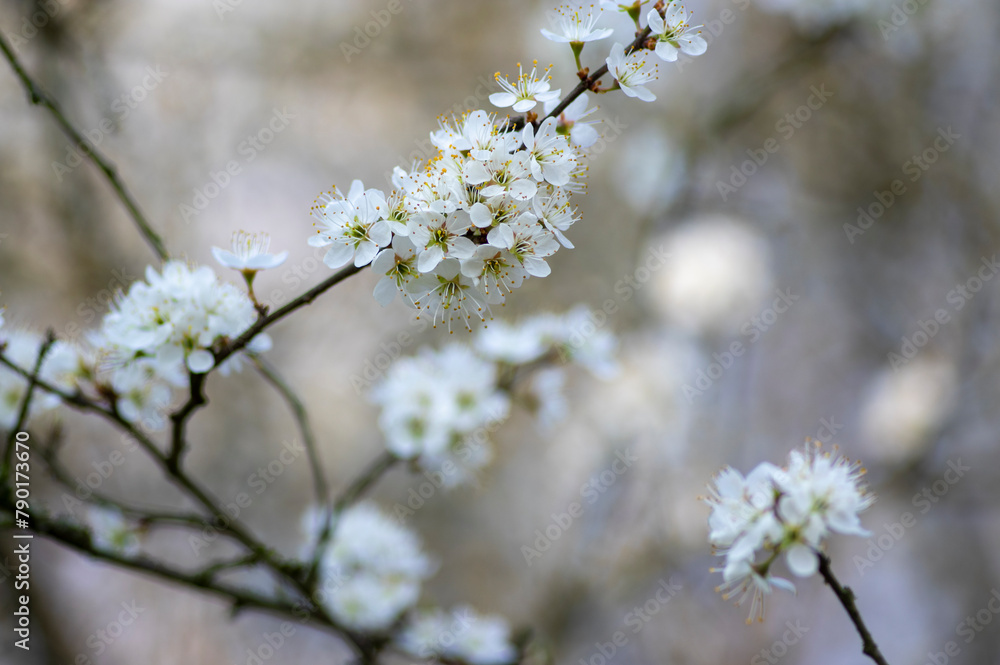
[0,330,56,484]
[252,356,328,506]
[817,553,891,665]
[0,32,169,262]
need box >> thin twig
[1,330,56,484]
[817,553,891,665]
[0,32,169,262]
[252,356,328,505]
[213,264,363,368]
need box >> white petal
[655,41,679,62]
[353,241,379,267]
[373,277,399,306]
[417,246,444,272]
[646,8,665,33]
[512,99,538,113]
[470,203,494,228]
[680,34,708,56]
[323,243,355,269]
[489,92,517,108]
[186,350,215,373]
[540,29,570,43]
[212,247,240,268]
[786,544,819,578]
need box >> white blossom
[606,42,659,102]
[704,443,873,622]
[310,180,391,269]
[541,5,615,44]
[319,502,435,631]
[100,261,266,375]
[0,331,77,428]
[544,93,601,148]
[399,606,517,665]
[372,344,509,485]
[646,5,707,62]
[212,231,287,272]
[489,63,561,113]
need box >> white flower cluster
[398,606,517,665]
[304,503,516,661]
[372,345,509,488]
[102,261,266,375]
[704,443,874,622]
[0,253,277,433]
[600,4,708,102]
[306,3,708,329]
[371,307,617,485]
[311,105,586,331]
[318,502,435,631]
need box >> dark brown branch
[213,264,363,369]
[167,371,207,470]
[0,32,169,262]
[817,553,891,665]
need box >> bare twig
[252,356,328,505]
[1,330,56,484]
[0,32,169,262]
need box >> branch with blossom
[0,1,903,664]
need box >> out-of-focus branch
[253,356,328,505]
[0,330,55,485]
[0,32,169,262]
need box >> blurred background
[2,0,1000,662]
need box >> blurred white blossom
[320,502,435,631]
[705,443,873,621]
